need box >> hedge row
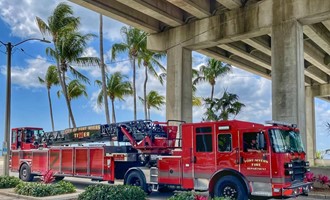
[15,180,76,197]
[0,176,20,188]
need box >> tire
[19,163,34,182]
[214,175,248,200]
[54,176,65,181]
[125,170,151,194]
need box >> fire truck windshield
[269,129,305,153]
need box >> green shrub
[168,191,195,200]
[78,184,146,200]
[168,191,232,200]
[0,176,21,188]
[14,181,76,197]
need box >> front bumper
[281,182,313,197]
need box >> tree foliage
[204,90,245,121]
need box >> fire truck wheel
[214,175,247,200]
[55,176,65,181]
[125,171,151,194]
[19,163,34,182]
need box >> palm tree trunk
[62,70,76,128]
[111,98,116,123]
[68,112,71,128]
[143,66,148,120]
[53,42,76,128]
[100,14,110,124]
[211,84,215,101]
[132,57,137,120]
[47,88,55,131]
[147,106,150,120]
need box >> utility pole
[0,38,50,175]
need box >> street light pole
[0,38,50,175]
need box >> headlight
[285,169,294,175]
[284,163,293,168]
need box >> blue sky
[0,0,329,151]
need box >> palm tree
[58,80,88,127]
[138,39,166,119]
[194,58,231,101]
[139,91,165,120]
[38,65,59,131]
[192,68,202,107]
[204,90,245,121]
[36,3,99,128]
[111,26,147,120]
[99,14,110,124]
[97,72,133,123]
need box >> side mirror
[257,132,265,150]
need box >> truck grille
[292,160,305,181]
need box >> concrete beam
[323,20,330,31]
[148,0,273,51]
[242,36,329,84]
[216,0,242,10]
[148,0,330,51]
[305,65,328,84]
[313,83,330,97]
[117,0,184,27]
[166,0,211,19]
[218,43,271,70]
[242,37,271,56]
[304,24,330,55]
[304,40,330,75]
[69,0,161,33]
[198,48,271,79]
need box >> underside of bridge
[71,0,330,165]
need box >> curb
[307,192,330,199]
[0,188,83,200]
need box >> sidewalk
[0,188,82,200]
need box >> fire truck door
[239,130,272,194]
[193,126,216,190]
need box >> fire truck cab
[10,120,312,199]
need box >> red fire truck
[10,120,312,199]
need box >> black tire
[54,176,65,181]
[125,170,151,194]
[214,175,248,200]
[19,163,34,182]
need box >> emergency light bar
[265,120,297,128]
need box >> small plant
[317,174,330,186]
[0,176,21,188]
[41,170,55,184]
[305,172,315,182]
[316,151,324,159]
[78,185,146,200]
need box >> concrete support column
[305,86,316,166]
[166,46,192,122]
[271,6,306,147]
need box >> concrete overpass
[70,0,330,165]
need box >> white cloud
[1,56,52,88]
[0,0,124,41]
[89,90,103,113]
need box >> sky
[0,0,329,152]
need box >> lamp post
[0,38,50,175]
